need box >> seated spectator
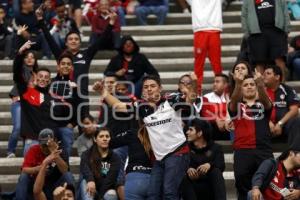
[79,128,121,200]
[90,0,121,49]
[104,35,159,97]
[49,1,79,49]
[15,129,74,200]
[228,71,274,199]
[263,65,300,145]
[202,74,232,140]
[76,115,97,157]
[135,0,168,25]
[82,0,99,24]
[181,118,226,200]
[111,0,136,26]
[249,139,300,200]
[68,0,83,29]
[0,5,13,59]
[53,183,75,200]
[15,0,51,59]
[287,34,300,80]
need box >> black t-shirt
[255,0,275,29]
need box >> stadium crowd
[0,0,300,199]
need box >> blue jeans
[148,153,190,200]
[125,172,151,200]
[7,101,21,154]
[135,5,168,25]
[292,58,300,80]
[15,172,74,200]
[57,127,74,158]
[113,146,128,186]
[80,179,118,200]
[23,139,39,156]
[117,6,126,26]
[52,32,65,49]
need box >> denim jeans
[7,101,21,154]
[15,172,74,200]
[57,127,74,158]
[135,5,168,25]
[113,146,128,186]
[23,139,39,156]
[52,32,65,49]
[80,179,118,200]
[125,172,151,200]
[148,153,190,200]
[292,58,300,80]
[117,6,126,26]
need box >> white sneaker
[7,153,16,158]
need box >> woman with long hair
[80,127,121,200]
[7,48,38,158]
[109,125,153,200]
[93,74,197,200]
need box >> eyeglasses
[179,80,192,85]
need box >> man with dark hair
[264,65,300,145]
[202,74,232,140]
[229,71,274,200]
[249,137,300,200]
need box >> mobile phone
[280,188,291,197]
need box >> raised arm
[254,70,272,110]
[228,72,244,113]
[86,12,117,59]
[36,8,62,60]
[93,81,128,112]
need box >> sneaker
[183,8,190,14]
[3,56,10,60]
[6,153,16,158]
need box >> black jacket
[189,142,225,172]
[80,148,121,198]
[13,53,64,139]
[110,130,152,174]
[104,35,159,83]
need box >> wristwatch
[278,121,284,127]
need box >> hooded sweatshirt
[104,35,159,83]
[187,0,223,32]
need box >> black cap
[38,128,54,145]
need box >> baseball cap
[38,128,54,145]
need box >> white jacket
[187,0,223,32]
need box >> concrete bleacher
[0,1,297,199]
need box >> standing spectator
[187,0,223,94]
[263,65,300,145]
[135,0,168,25]
[0,5,13,59]
[241,0,290,80]
[228,71,274,200]
[110,128,153,200]
[104,35,159,98]
[181,118,226,200]
[93,75,195,200]
[15,0,51,59]
[201,74,231,140]
[249,139,300,200]
[15,129,73,200]
[287,34,300,80]
[7,35,38,158]
[49,1,79,49]
[80,128,121,200]
[90,0,121,49]
[82,0,99,24]
[76,115,97,157]
[36,9,118,121]
[13,40,69,154]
